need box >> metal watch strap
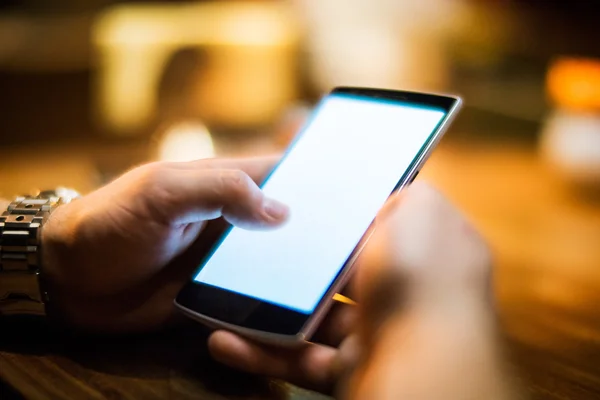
[0,193,64,316]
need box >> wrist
[0,192,74,317]
[41,203,72,277]
[40,202,82,310]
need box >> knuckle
[219,170,254,200]
[391,181,447,223]
[408,180,444,207]
[135,163,176,223]
[142,161,168,181]
[385,181,441,216]
[199,158,228,169]
[138,162,170,184]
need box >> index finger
[167,155,281,184]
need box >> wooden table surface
[2,130,600,399]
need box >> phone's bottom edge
[173,300,307,347]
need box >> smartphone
[175,87,462,345]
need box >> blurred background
[1,0,600,374]
[1,0,600,189]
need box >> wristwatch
[0,188,79,317]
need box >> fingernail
[262,198,289,221]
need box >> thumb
[145,166,289,229]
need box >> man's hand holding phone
[40,153,511,398]
[207,182,498,397]
[175,88,462,343]
[37,85,514,398]
[41,156,288,332]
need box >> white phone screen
[194,94,446,313]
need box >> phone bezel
[175,87,462,343]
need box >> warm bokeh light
[547,58,600,111]
[541,57,600,186]
[2,2,600,397]
[155,122,215,162]
[92,2,299,135]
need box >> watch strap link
[0,194,62,316]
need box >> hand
[344,182,510,400]
[207,181,493,396]
[351,180,493,344]
[41,156,289,333]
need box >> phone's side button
[409,170,420,184]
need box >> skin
[36,156,517,398]
[41,156,288,332]
[208,182,519,399]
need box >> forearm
[350,297,519,400]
